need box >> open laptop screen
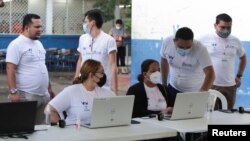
[164,92,209,120]
[82,95,135,128]
[0,101,37,135]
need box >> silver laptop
[164,92,209,120]
[82,95,135,128]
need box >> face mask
[97,73,106,87]
[83,24,90,34]
[217,28,231,38]
[115,25,121,30]
[149,71,161,84]
[176,47,191,56]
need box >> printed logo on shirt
[168,55,174,65]
[23,48,34,56]
[182,62,192,67]
[212,43,217,47]
[81,101,90,111]
[225,45,234,49]
[81,101,88,105]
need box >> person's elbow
[50,105,60,123]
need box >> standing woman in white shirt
[49,59,115,125]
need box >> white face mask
[149,71,161,84]
[115,25,121,30]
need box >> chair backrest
[208,89,228,110]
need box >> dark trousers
[167,84,182,106]
[117,46,126,66]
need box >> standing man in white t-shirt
[6,13,55,124]
[74,9,118,95]
[160,27,215,105]
[199,13,247,110]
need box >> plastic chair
[208,89,228,110]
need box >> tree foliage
[93,0,131,22]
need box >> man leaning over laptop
[160,27,215,105]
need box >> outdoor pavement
[0,72,130,102]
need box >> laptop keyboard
[85,123,90,126]
[163,114,172,120]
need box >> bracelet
[236,74,242,78]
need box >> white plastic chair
[208,89,228,110]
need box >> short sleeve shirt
[199,33,245,86]
[77,31,117,88]
[160,36,212,92]
[49,84,115,125]
[6,35,49,95]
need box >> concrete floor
[0,72,130,102]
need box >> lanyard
[89,38,95,59]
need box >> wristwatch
[236,74,242,78]
[9,88,18,94]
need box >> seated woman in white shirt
[49,59,115,125]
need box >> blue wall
[0,34,80,49]
[131,39,163,84]
[131,39,250,108]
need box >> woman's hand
[161,107,173,114]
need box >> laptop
[0,101,37,135]
[82,95,134,128]
[164,92,209,120]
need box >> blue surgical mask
[176,47,191,56]
[83,24,90,34]
[217,28,231,38]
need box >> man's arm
[74,54,82,79]
[48,82,55,99]
[6,62,20,102]
[235,54,247,87]
[200,65,215,91]
[161,57,169,85]
[109,50,118,95]
[122,32,128,38]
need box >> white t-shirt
[199,33,245,86]
[6,35,49,95]
[49,84,115,125]
[160,36,212,92]
[77,31,117,88]
[144,84,167,111]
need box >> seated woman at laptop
[49,59,115,125]
[126,59,173,118]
